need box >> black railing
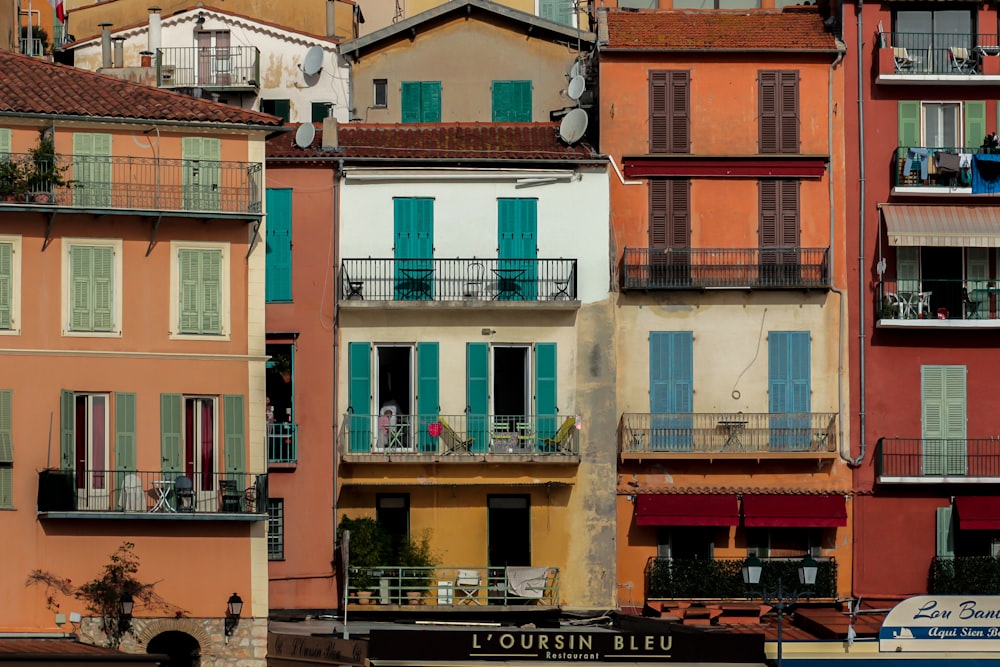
[886,32,1000,75]
[876,438,1000,480]
[620,412,837,455]
[0,152,262,214]
[340,258,577,302]
[622,247,829,290]
[157,46,260,89]
[37,469,267,515]
[931,556,1000,594]
[892,145,985,189]
[646,557,838,599]
[877,278,999,321]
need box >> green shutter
[182,137,221,211]
[492,81,531,122]
[311,102,329,123]
[200,249,222,334]
[265,188,293,303]
[898,101,921,147]
[348,342,371,453]
[0,390,12,509]
[417,342,440,452]
[92,246,114,332]
[466,342,490,453]
[114,392,136,507]
[540,0,573,25]
[936,506,955,558]
[72,133,112,207]
[968,248,989,288]
[497,198,538,300]
[69,246,92,331]
[420,82,441,122]
[922,365,967,476]
[897,246,920,293]
[943,366,967,475]
[492,81,510,122]
[60,389,75,470]
[401,82,421,123]
[178,249,200,333]
[535,343,558,440]
[965,102,986,150]
[0,242,12,330]
[0,467,10,509]
[178,248,222,334]
[273,100,290,122]
[223,395,246,479]
[0,129,10,155]
[160,393,182,475]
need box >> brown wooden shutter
[758,71,778,154]
[649,72,669,153]
[649,179,668,247]
[759,180,778,247]
[778,179,800,247]
[668,179,690,249]
[778,71,800,154]
[668,71,690,153]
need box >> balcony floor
[37,510,266,521]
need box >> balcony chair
[490,419,515,452]
[464,261,486,298]
[893,47,917,72]
[120,473,145,512]
[174,474,195,512]
[438,418,474,454]
[455,570,482,605]
[219,479,242,512]
[950,46,977,74]
[539,416,577,454]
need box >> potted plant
[398,530,440,605]
[25,129,69,203]
[0,157,28,202]
[337,516,391,604]
[269,353,292,383]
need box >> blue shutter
[401,82,421,123]
[493,81,531,122]
[421,82,442,122]
[348,342,371,452]
[535,343,557,440]
[417,342,440,452]
[265,188,293,302]
[769,331,811,450]
[649,332,693,451]
[393,198,434,301]
[466,342,490,453]
[497,199,538,301]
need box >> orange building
[0,52,281,665]
[597,7,854,614]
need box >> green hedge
[647,557,837,599]
[930,556,1000,595]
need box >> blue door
[768,331,811,450]
[394,198,434,301]
[649,332,693,451]
[498,199,537,301]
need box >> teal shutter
[265,188,293,302]
[936,506,956,558]
[60,389,75,470]
[0,242,12,330]
[921,365,967,476]
[466,342,490,453]
[649,332,693,451]
[160,393,182,475]
[401,82,421,123]
[898,101,921,147]
[492,81,531,122]
[182,137,221,211]
[0,390,12,508]
[417,342,440,452]
[965,102,986,150]
[534,343,557,441]
[223,395,246,481]
[393,198,434,300]
[348,342,372,452]
[114,392,136,508]
[497,198,538,300]
[420,82,441,122]
[72,133,112,207]
[768,331,811,450]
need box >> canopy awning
[955,495,1000,530]
[634,494,740,526]
[882,205,1000,247]
[742,494,847,528]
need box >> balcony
[877,32,1000,84]
[619,412,837,459]
[0,152,262,218]
[268,422,298,465]
[340,413,580,462]
[876,438,1000,483]
[344,565,559,609]
[930,556,1000,594]
[36,469,268,520]
[891,146,985,194]
[646,557,838,600]
[340,258,577,305]
[877,278,1000,328]
[621,248,829,290]
[156,46,260,91]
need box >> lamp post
[118,592,134,634]
[742,555,819,667]
[224,593,243,637]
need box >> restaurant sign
[880,596,1000,652]
[369,629,764,662]
[268,632,368,667]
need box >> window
[758,71,799,154]
[746,528,822,558]
[62,239,121,336]
[374,79,388,108]
[897,101,972,150]
[657,527,716,560]
[59,391,135,511]
[759,180,801,285]
[649,180,690,251]
[620,0,657,7]
[311,102,331,123]
[894,9,974,74]
[196,30,232,86]
[538,0,576,26]
[72,133,112,207]
[377,494,410,561]
[400,82,441,123]
[649,71,689,153]
[673,0,759,8]
[0,235,21,334]
[649,331,693,451]
[181,137,221,212]
[169,242,230,339]
[0,128,11,155]
[0,390,12,508]
[261,99,291,122]
[265,189,292,302]
[492,81,532,122]
[268,499,284,559]
[921,365,967,476]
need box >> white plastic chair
[456,570,481,605]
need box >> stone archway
[147,630,201,667]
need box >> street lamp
[742,555,819,667]
[118,592,134,634]
[224,593,243,637]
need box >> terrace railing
[268,423,298,464]
[345,565,559,607]
[886,32,1000,75]
[877,278,999,321]
[622,247,829,290]
[157,46,260,89]
[876,437,1000,481]
[646,556,838,599]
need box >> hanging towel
[972,153,1000,194]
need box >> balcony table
[492,267,526,300]
[718,419,749,451]
[150,479,176,513]
[396,266,434,300]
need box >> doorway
[922,246,963,318]
[492,346,529,421]
[376,345,412,450]
[488,495,530,567]
[147,631,200,667]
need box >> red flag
[50,0,65,24]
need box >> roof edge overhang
[268,156,608,167]
[0,111,282,133]
[600,47,841,55]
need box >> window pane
[934,10,972,35]
[619,0,657,7]
[719,0,759,7]
[671,0,712,8]
[895,11,932,33]
[924,104,942,146]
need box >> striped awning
[882,205,1000,247]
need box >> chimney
[322,116,338,150]
[326,0,336,38]
[112,36,125,68]
[99,22,112,69]
[148,6,161,54]
[140,50,153,67]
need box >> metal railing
[340,258,577,302]
[0,152,262,214]
[345,565,559,606]
[157,46,260,89]
[268,423,298,463]
[622,247,829,290]
[620,412,837,455]
[877,278,999,321]
[36,469,267,515]
[341,413,579,456]
[931,556,1000,595]
[646,556,837,599]
[885,32,1000,75]
[892,145,984,189]
[876,438,1000,480]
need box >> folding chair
[439,418,474,454]
[539,416,577,453]
[219,479,242,512]
[950,46,977,74]
[455,570,481,605]
[893,47,916,72]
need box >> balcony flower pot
[398,530,440,605]
[356,590,374,605]
[337,516,391,602]
[0,157,28,202]
[24,130,69,205]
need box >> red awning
[634,494,739,527]
[742,495,847,528]
[955,496,1000,530]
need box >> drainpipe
[332,158,343,618]
[99,22,112,69]
[853,0,867,467]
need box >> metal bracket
[146,214,163,257]
[42,211,58,251]
[246,218,262,259]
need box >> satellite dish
[559,108,588,145]
[567,75,586,101]
[301,46,324,76]
[294,123,316,149]
[570,59,584,79]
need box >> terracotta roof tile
[604,7,837,52]
[267,122,601,161]
[0,51,282,126]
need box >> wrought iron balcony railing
[268,422,298,464]
[876,438,1000,482]
[646,556,838,600]
[931,556,1000,595]
[885,32,1000,76]
[157,46,260,89]
[877,278,999,321]
[340,413,579,457]
[0,152,262,215]
[36,468,267,516]
[620,412,837,455]
[340,258,577,302]
[622,247,829,290]
[345,565,559,607]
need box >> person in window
[377,408,393,449]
